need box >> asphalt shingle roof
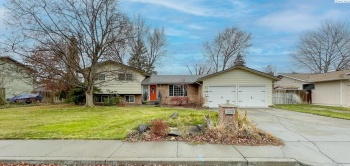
[280,70,350,82]
[281,73,310,81]
[141,75,204,85]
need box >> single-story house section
[274,73,310,90]
[141,75,203,105]
[276,70,350,107]
[197,66,279,108]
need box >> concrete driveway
[245,108,350,166]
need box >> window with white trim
[169,85,187,96]
[94,95,109,102]
[125,95,135,103]
[98,74,105,80]
[118,73,133,81]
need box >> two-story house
[93,60,151,104]
[0,56,36,99]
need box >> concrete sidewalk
[0,140,298,166]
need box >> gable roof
[197,65,279,81]
[96,60,151,76]
[142,75,204,85]
[279,73,310,82]
[308,70,350,82]
[279,70,350,83]
[0,56,35,73]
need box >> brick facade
[157,84,199,105]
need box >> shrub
[194,95,204,108]
[104,96,120,106]
[65,84,100,105]
[150,119,169,137]
[65,86,85,105]
[170,96,189,106]
[118,100,125,107]
[0,97,6,106]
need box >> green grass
[0,105,217,139]
[272,104,350,120]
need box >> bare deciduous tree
[263,64,277,76]
[203,26,252,72]
[126,15,167,73]
[292,19,350,73]
[145,28,167,73]
[186,63,212,75]
[3,0,130,106]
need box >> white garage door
[238,86,266,108]
[208,86,236,108]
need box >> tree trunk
[85,88,95,107]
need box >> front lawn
[0,105,217,139]
[272,104,350,120]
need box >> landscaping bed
[272,104,350,120]
[126,111,283,146]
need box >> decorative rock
[189,124,206,136]
[189,126,199,135]
[168,131,182,137]
[137,124,149,134]
[169,112,178,119]
[197,124,206,133]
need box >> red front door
[150,85,157,101]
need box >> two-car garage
[207,86,266,108]
[198,66,279,108]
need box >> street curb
[0,158,301,166]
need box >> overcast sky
[119,0,350,74]
[1,0,350,74]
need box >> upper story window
[97,74,105,81]
[118,73,133,81]
[169,85,187,96]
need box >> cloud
[0,7,8,31]
[127,0,251,18]
[127,0,213,16]
[166,27,188,37]
[256,4,349,32]
[187,24,206,30]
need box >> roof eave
[198,66,280,81]
[307,78,349,83]
[279,75,306,82]
[141,82,198,85]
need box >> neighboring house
[197,66,279,108]
[93,60,151,104]
[141,75,203,105]
[275,73,310,90]
[0,56,36,99]
[94,61,279,108]
[276,70,350,107]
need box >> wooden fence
[273,90,310,104]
